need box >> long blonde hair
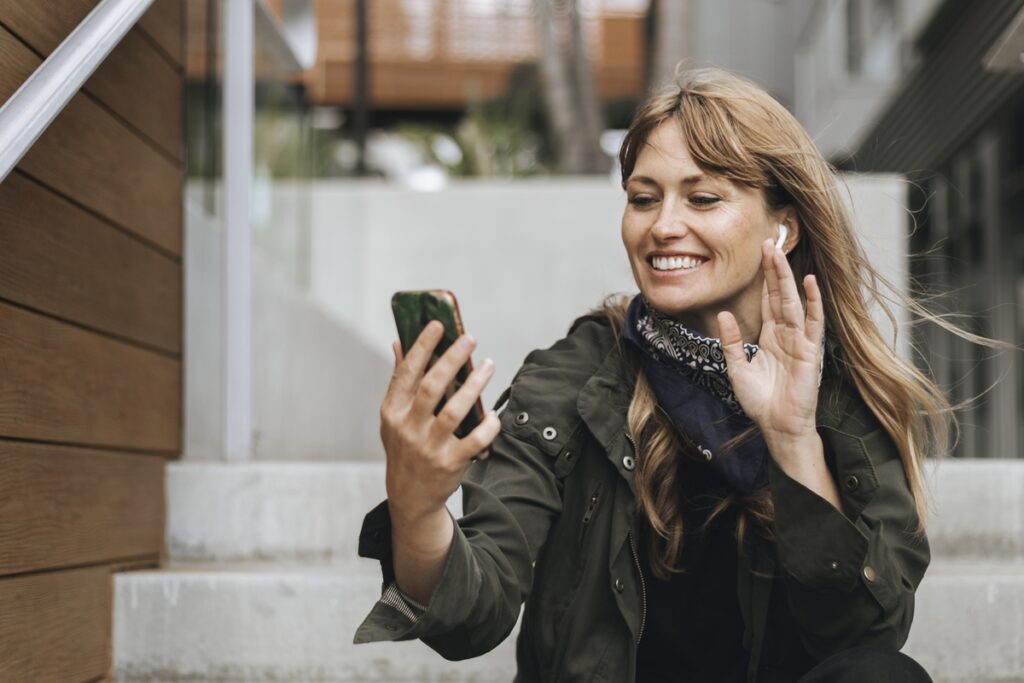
[610,68,955,579]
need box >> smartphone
[391,290,485,441]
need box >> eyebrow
[626,173,707,186]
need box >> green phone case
[391,290,482,440]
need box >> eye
[690,194,720,207]
[627,194,658,208]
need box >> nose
[651,198,688,241]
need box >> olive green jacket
[354,314,929,682]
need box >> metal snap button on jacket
[829,560,840,571]
[542,426,557,440]
[514,411,529,425]
[622,455,635,471]
[843,475,860,492]
[614,578,625,593]
[863,565,877,582]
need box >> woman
[355,68,939,682]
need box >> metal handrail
[0,0,155,185]
[255,0,317,75]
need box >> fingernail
[460,334,475,349]
[482,358,494,370]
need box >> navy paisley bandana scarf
[623,294,771,494]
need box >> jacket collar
[577,341,634,446]
[577,332,642,494]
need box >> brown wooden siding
[0,300,181,450]
[138,0,185,67]
[0,566,112,682]
[87,27,183,160]
[0,0,182,680]
[0,442,165,576]
[0,173,182,354]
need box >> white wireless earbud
[775,224,788,250]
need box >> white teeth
[652,255,705,271]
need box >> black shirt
[635,452,749,683]
[633,452,818,683]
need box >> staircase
[902,460,1024,682]
[112,459,1024,682]
[112,462,516,682]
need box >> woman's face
[621,120,789,340]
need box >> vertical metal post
[353,0,369,175]
[980,130,1018,459]
[223,0,254,461]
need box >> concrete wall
[308,178,637,412]
[838,173,910,360]
[184,185,391,462]
[306,174,909,417]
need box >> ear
[776,209,800,254]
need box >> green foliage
[394,62,556,178]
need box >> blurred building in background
[844,0,1024,461]
[791,0,1024,460]
[304,0,645,112]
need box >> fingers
[387,321,445,402]
[455,410,502,462]
[761,240,783,322]
[411,332,476,417]
[433,358,496,437]
[760,278,773,326]
[717,311,749,371]
[803,274,825,345]
[763,239,803,329]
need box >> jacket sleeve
[352,318,612,658]
[768,381,930,660]
[352,418,562,659]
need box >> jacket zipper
[623,429,646,645]
[628,530,647,645]
[582,487,601,525]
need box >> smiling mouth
[649,255,708,272]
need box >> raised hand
[379,320,501,523]
[717,239,825,446]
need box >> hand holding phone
[380,290,500,522]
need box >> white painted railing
[0,0,316,187]
[254,0,318,74]
[0,0,155,185]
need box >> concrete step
[167,460,1024,563]
[925,459,1024,560]
[903,560,1024,683]
[112,559,1023,682]
[140,459,1024,681]
[112,561,517,682]
[165,461,461,562]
